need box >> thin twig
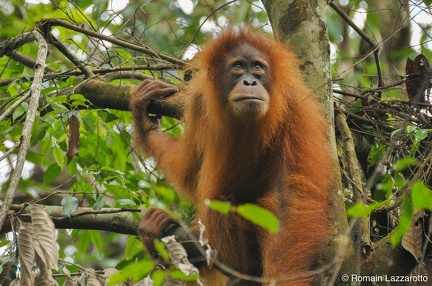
[0,65,180,87]
[0,140,21,162]
[37,19,186,67]
[0,91,31,122]
[50,34,95,78]
[329,2,384,91]
[6,51,56,72]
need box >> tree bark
[2,205,140,235]
[53,79,184,119]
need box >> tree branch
[6,51,56,72]
[335,112,373,260]
[3,204,140,235]
[37,19,186,67]
[50,34,95,78]
[0,31,48,233]
[0,32,36,56]
[53,79,185,119]
[2,204,204,262]
[0,64,181,87]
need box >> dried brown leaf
[35,269,58,286]
[20,271,37,286]
[161,235,188,263]
[98,268,119,285]
[198,220,216,267]
[66,114,80,165]
[86,275,102,286]
[77,269,102,286]
[161,235,200,280]
[31,205,59,271]
[63,266,78,286]
[18,223,35,284]
[0,259,13,285]
[133,277,154,286]
[9,278,21,286]
[164,276,183,286]
[34,237,48,271]
[405,54,431,101]
[401,210,425,260]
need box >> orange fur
[132,29,333,285]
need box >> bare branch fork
[37,18,186,67]
[329,1,384,92]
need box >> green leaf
[0,120,12,137]
[82,116,96,134]
[206,200,232,214]
[415,129,430,141]
[93,196,105,210]
[124,236,143,260]
[108,260,154,285]
[412,181,432,211]
[406,125,416,133]
[394,157,418,172]
[151,269,166,286]
[47,100,68,112]
[390,128,400,138]
[236,203,279,233]
[77,230,90,254]
[61,195,79,218]
[347,202,370,217]
[12,102,28,121]
[424,0,432,6]
[43,163,61,185]
[49,95,68,104]
[89,230,103,254]
[40,86,58,95]
[162,117,183,137]
[53,144,65,167]
[393,173,407,189]
[153,240,170,261]
[367,145,385,169]
[117,199,137,206]
[169,269,199,281]
[0,240,10,248]
[390,197,412,246]
[98,109,120,123]
[153,185,176,202]
[347,201,387,217]
[40,133,53,160]
[30,115,41,147]
[70,93,88,107]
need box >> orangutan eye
[253,63,263,69]
[233,62,243,69]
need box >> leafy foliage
[0,0,432,285]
